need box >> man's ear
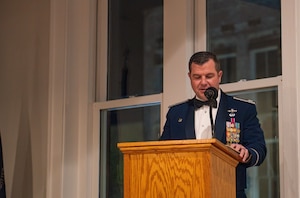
[218,70,223,83]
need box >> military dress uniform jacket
[160,91,267,194]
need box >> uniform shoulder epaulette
[233,96,256,104]
[168,99,190,108]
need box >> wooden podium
[117,138,241,198]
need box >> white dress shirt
[195,89,221,139]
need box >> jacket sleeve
[241,103,267,167]
[159,109,171,140]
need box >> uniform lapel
[185,101,196,139]
[214,92,227,143]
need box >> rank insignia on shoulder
[233,97,255,104]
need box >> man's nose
[200,77,208,85]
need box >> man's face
[188,59,223,101]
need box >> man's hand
[230,143,252,163]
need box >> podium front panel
[119,139,238,198]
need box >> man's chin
[196,94,207,101]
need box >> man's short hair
[188,51,221,72]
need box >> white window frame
[46,0,300,198]
[90,0,300,197]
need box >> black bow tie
[193,98,217,109]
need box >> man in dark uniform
[160,51,267,198]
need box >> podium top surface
[118,138,243,163]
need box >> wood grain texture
[118,139,238,198]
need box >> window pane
[229,88,279,198]
[100,105,161,198]
[108,0,163,100]
[207,0,281,83]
